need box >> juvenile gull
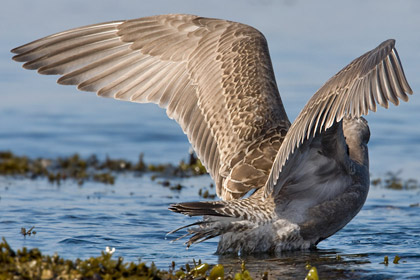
[11,14,413,254]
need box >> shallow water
[0,174,419,279]
[1,76,420,179]
[1,37,420,279]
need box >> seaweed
[20,226,36,237]
[4,149,419,193]
[0,238,272,280]
[0,150,208,187]
[370,171,420,190]
[198,187,217,199]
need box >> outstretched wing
[264,39,413,197]
[11,14,290,200]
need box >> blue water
[0,175,419,279]
[0,175,217,266]
[1,45,420,279]
[1,76,420,179]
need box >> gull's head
[343,117,370,145]
[343,117,370,166]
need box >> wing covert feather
[12,14,289,200]
[264,39,413,198]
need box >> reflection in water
[219,250,371,279]
[0,174,419,279]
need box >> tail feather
[168,195,281,253]
[168,200,255,248]
[169,201,228,217]
[187,230,220,246]
[173,218,238,248]
[166,220,208,235]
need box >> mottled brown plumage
[12,14,289,200]
[12,14,413,253]
[264,39,412,197]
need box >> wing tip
[11,46,23,55]
[405,84,414,95]
[378,39,395,50]
[386,38,395,46]
[11,52,28,62]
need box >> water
[0,175,419,279]
[1,75,420,279]
[0,175,216,265]
[2,83,420,179]
[1,7,420,277]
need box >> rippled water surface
[1,47,420,279]
[1,175,419,279]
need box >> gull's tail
[168,196,275,253]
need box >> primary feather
[12,14,413,253]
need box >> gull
[11,14,413,254]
